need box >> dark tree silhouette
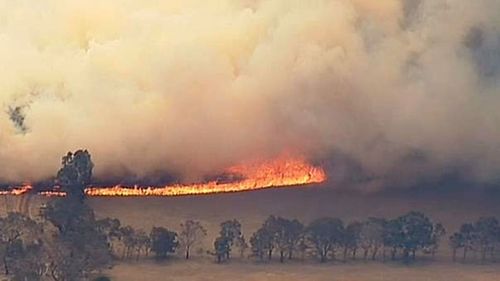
[150,227,178,260]
[40,150,112,281]
[458,223,476,262]
[250,227,273,261]
[383,218,403,261]
[56,150,94,200]
[261,216,278,261]
[451,217,499,263]
[359,217,385,261]
[474,217,499,263]
[217,219,243,260]
[396,211,435,262]
[249,216,305,263]
[343,221,362,262]
[214,237,230,263]
[283,218,304,260]
[306,217,344,263]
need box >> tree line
[212,212,446,264]
[450,217,500,263]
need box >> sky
[0,0,499,190]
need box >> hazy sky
[0,0,499,189]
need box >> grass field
[3,185,500,280]
[90,186,500,281]
[107,260,500,281]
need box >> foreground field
[3,185,500,280]
[107,259,500,281]
[90,186,500,280]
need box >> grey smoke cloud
[0,0,499,189]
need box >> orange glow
[0,185,32,195]
[86,156,326,196]
[38,191,66,197]
[1,156,326,197]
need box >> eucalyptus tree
[150,227,178,260]
[306,217,344,263]
[179,220,207,260]
[359,217,386,261]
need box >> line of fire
[0,155,326,197]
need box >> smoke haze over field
[0,0,500,189]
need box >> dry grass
[90,187,500,281]
[107,259,500,281]
[3,186,500,280]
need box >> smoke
[0,0,500,189]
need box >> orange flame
[1,156,326,197]
[86,156,326,197]
[0,185,33,195]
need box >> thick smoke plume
[1,0,500,190]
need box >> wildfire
[0,185,33,196]
[1,156,326,197]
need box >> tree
[150,227,178,260]
[306,217,344,263]
[179,220,207,260]
[96,217,122,256]
[262,216,278,261]
[56,150,94,200]
[217,219,243,260]
[383,218,403,261]
[250,227,274,261]
[0,213,43,276]
[42,197,96,235]
[214,237,230,263]
[449,232,464,262]
[47,219,112,281]
[473,217,499,263]
[235,235,248,258]
[133,229,151,260]
[359,217,385,261]
[10,243,48,281]
[396,211,434,263]
[284,219,304,260]
[42,150,112,281]
[458,223,476,262]
[427,223,446,259]
[120,226,136,259]
[343,221,362,262]
[249,216,304,263]
[267,216,305,262]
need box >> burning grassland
[0,155,326,197]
